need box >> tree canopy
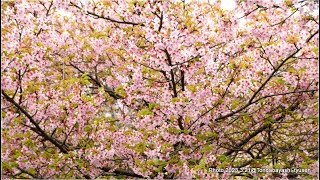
[1,0,319,179]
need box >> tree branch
[101,167,145,178]
[69,63,123,99]
[17,167,40,179]
[70,2,144,26]
[163,49,178,97]
[1,90,69,153]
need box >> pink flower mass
[1,0,319,179]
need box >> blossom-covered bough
[1,0,319,179]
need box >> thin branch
[251,89,318,104]
[70,2,144,26]
[69,63,123,99]
[172,54,201,66]
[188,70,238,130]
[142,76,170,84]
[238,6,260,19]
[215,47,303,122]
[134,61,164,72]
[306,29,319,43]
[271,7,299,26]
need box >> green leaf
[138,108,153,117]
[160,142,172,151]
[133,141,148,153]
[228,63,235,69]
[148,102,159,110]
[264,116,273,125]
[186,85,197,93]
[23,139,33,146]
[13,151,22,159]
[148,158,167,167]
[74,122,79,129]
[200,144,214,153]
[185,116,192,123]
[274,77,285,85]
[287,66,296,73]
[1,111,7,118]
[36,41,43,47]
[84,125,92,132]
[2,161,9,169]
[98,86,104,92]
[115,85,127,97]
[28,168,37,175]
[217,154,228,162]
[194,174,201,179]
[312,46,318,54]
[230,99,240,109]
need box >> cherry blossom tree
[1,0,319,179]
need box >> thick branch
[181,70,185,91]
[17,167,40,179]
[158,12,163,32]
[101,167,145,178]
[163,49,178,97]
[224,114,285,156]
[1,90,69,153]
[224,102,299,156]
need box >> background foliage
[1,0,319,179]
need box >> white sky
[220,0,237,10]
